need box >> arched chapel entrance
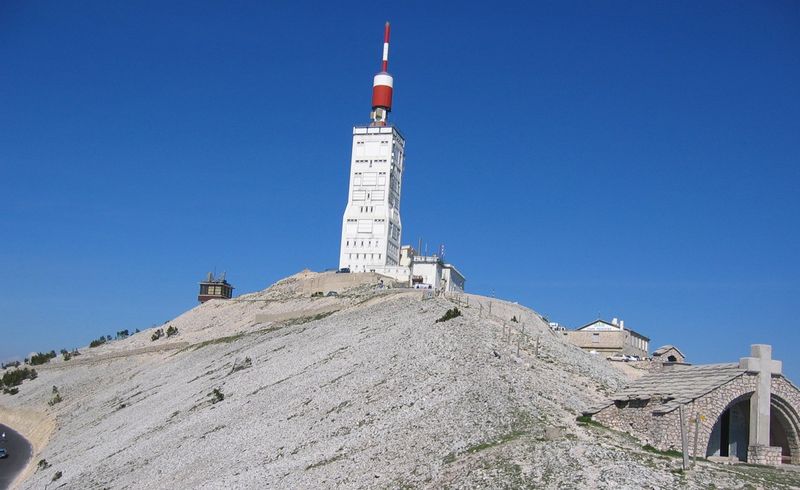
[706,393,800,464]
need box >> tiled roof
[608,363,746,414]
[652,344,684,357]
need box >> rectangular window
[591,333,600,344]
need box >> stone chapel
[586,344,800,466]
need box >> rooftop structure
[652,344,687,364]
[198,272,234,303]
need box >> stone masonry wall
[593,374,800,464]
[593,400,681,451]
[748,445,782,466]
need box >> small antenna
[381,21,390,72]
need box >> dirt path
[33,342,190,370]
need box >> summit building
[339,22,405,275]
[338,23,465,293]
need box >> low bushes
[1,367,37,395]
[436,307,462,323]
[48,386,62,406]
[210,388,225,404]
[1,367,37,389]
[30,351,57,366]
[89,336,107,348]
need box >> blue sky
[1,2,798,378]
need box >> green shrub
[48,385,63,406]
[166,326,179,337]
[30,351,57,365]
[435,307,462,323]
[3,387,19,395]
[37,459,50,470]
[89,336,107,348]
[575,415,605,428]
[643,444,684,458]
[511,315,518,323]
[1,367,37,389]
[311,291,324,297]
[151,329,164,341]
[52,471,63,481]
[210,388,225,404]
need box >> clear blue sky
[2,2,798,378]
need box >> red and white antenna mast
[370,22,393,126]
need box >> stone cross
[739,344,782,447]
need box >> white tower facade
[339,126,405,271]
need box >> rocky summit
[2,271,799,489]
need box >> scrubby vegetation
[643,444,684,458]
[576,415,606,428]
[436,307,462,323]
[166,325,179,337]
[151,328,164,341]
[30,350,57,365]
[48,385,63,406]
[37,459,50,470]
[311,291,324,297]
[52,471,63,482]
[210,388,225,404]
[62,349,80,361]
[116,329,130,339]
[89,336,108,348]
[1,366,38,394]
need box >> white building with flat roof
[404,248,465,293]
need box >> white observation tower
[339,22,406,273]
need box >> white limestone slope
[2,272,792,489]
